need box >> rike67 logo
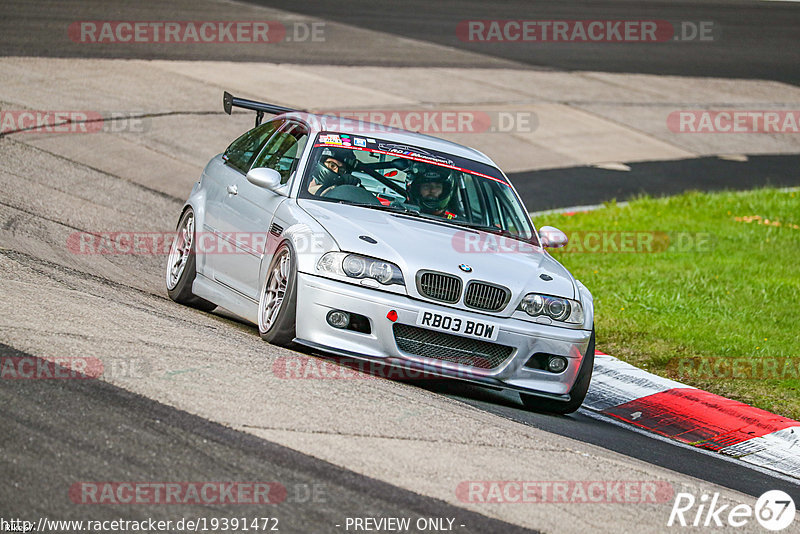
[668,490,796,531]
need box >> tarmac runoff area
[3,57,800,181]
[1,56,800,533]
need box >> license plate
[415,310,499,341]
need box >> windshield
[298,133,535,242]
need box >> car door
[213,120,310,300]
[202,119,282,293]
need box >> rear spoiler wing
[222,91,304,127]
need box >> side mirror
[538,226,568,248]
[246,167,282,191]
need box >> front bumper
[294,272,593,398]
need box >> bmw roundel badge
[459,264,472,273]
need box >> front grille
[464,281,510,312]
[417,271,462,303]
[393,324,514,369]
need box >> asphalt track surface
[1,0,799,83]
[302,351,800,503]
[249,0,800,84]
[511,154,800,211]
[0,343,536,534]
[3,1,800,532]
[2,324,798,531]
[422,383,800,503]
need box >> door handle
[227,185,238,196]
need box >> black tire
[520,328,595,415]
[165,208,216,312]
[257,242,298,347]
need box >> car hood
[298,200,576,311]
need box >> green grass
[532,187,800,420]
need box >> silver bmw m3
[166,92,595,414]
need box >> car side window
[223,120,282,173]
[251,122,309,184]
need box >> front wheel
[165,208,216,312]
[258,242,298,346]
[520,328,595,415]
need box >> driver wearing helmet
[308,147,359,196]
[406,163,458,218]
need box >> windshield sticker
[319,134,343,145]
[311,140,509,186]
[353,137,367,147]
[376,143,454,166]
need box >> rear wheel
[520,328,595,415]
[258,242,298,346]
[165,208,216,311]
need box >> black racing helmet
[321,147,357,172]
[406,163,454,212]
[311,146,357,186]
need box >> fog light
[547,356,568,373]
[326,310,350,329]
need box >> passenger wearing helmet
[308,147,359,196]
[406,163,458,218]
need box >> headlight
[343,255,368,277]
[519,293,583,324]
[317,252,404,286]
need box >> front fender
[257,200,338,293]
[575,279,595,331]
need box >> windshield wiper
[348,202,531,241]
[352,202,483,231]
[435,218,504,234]
[351,202,421,216]
[439,219,536,243]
